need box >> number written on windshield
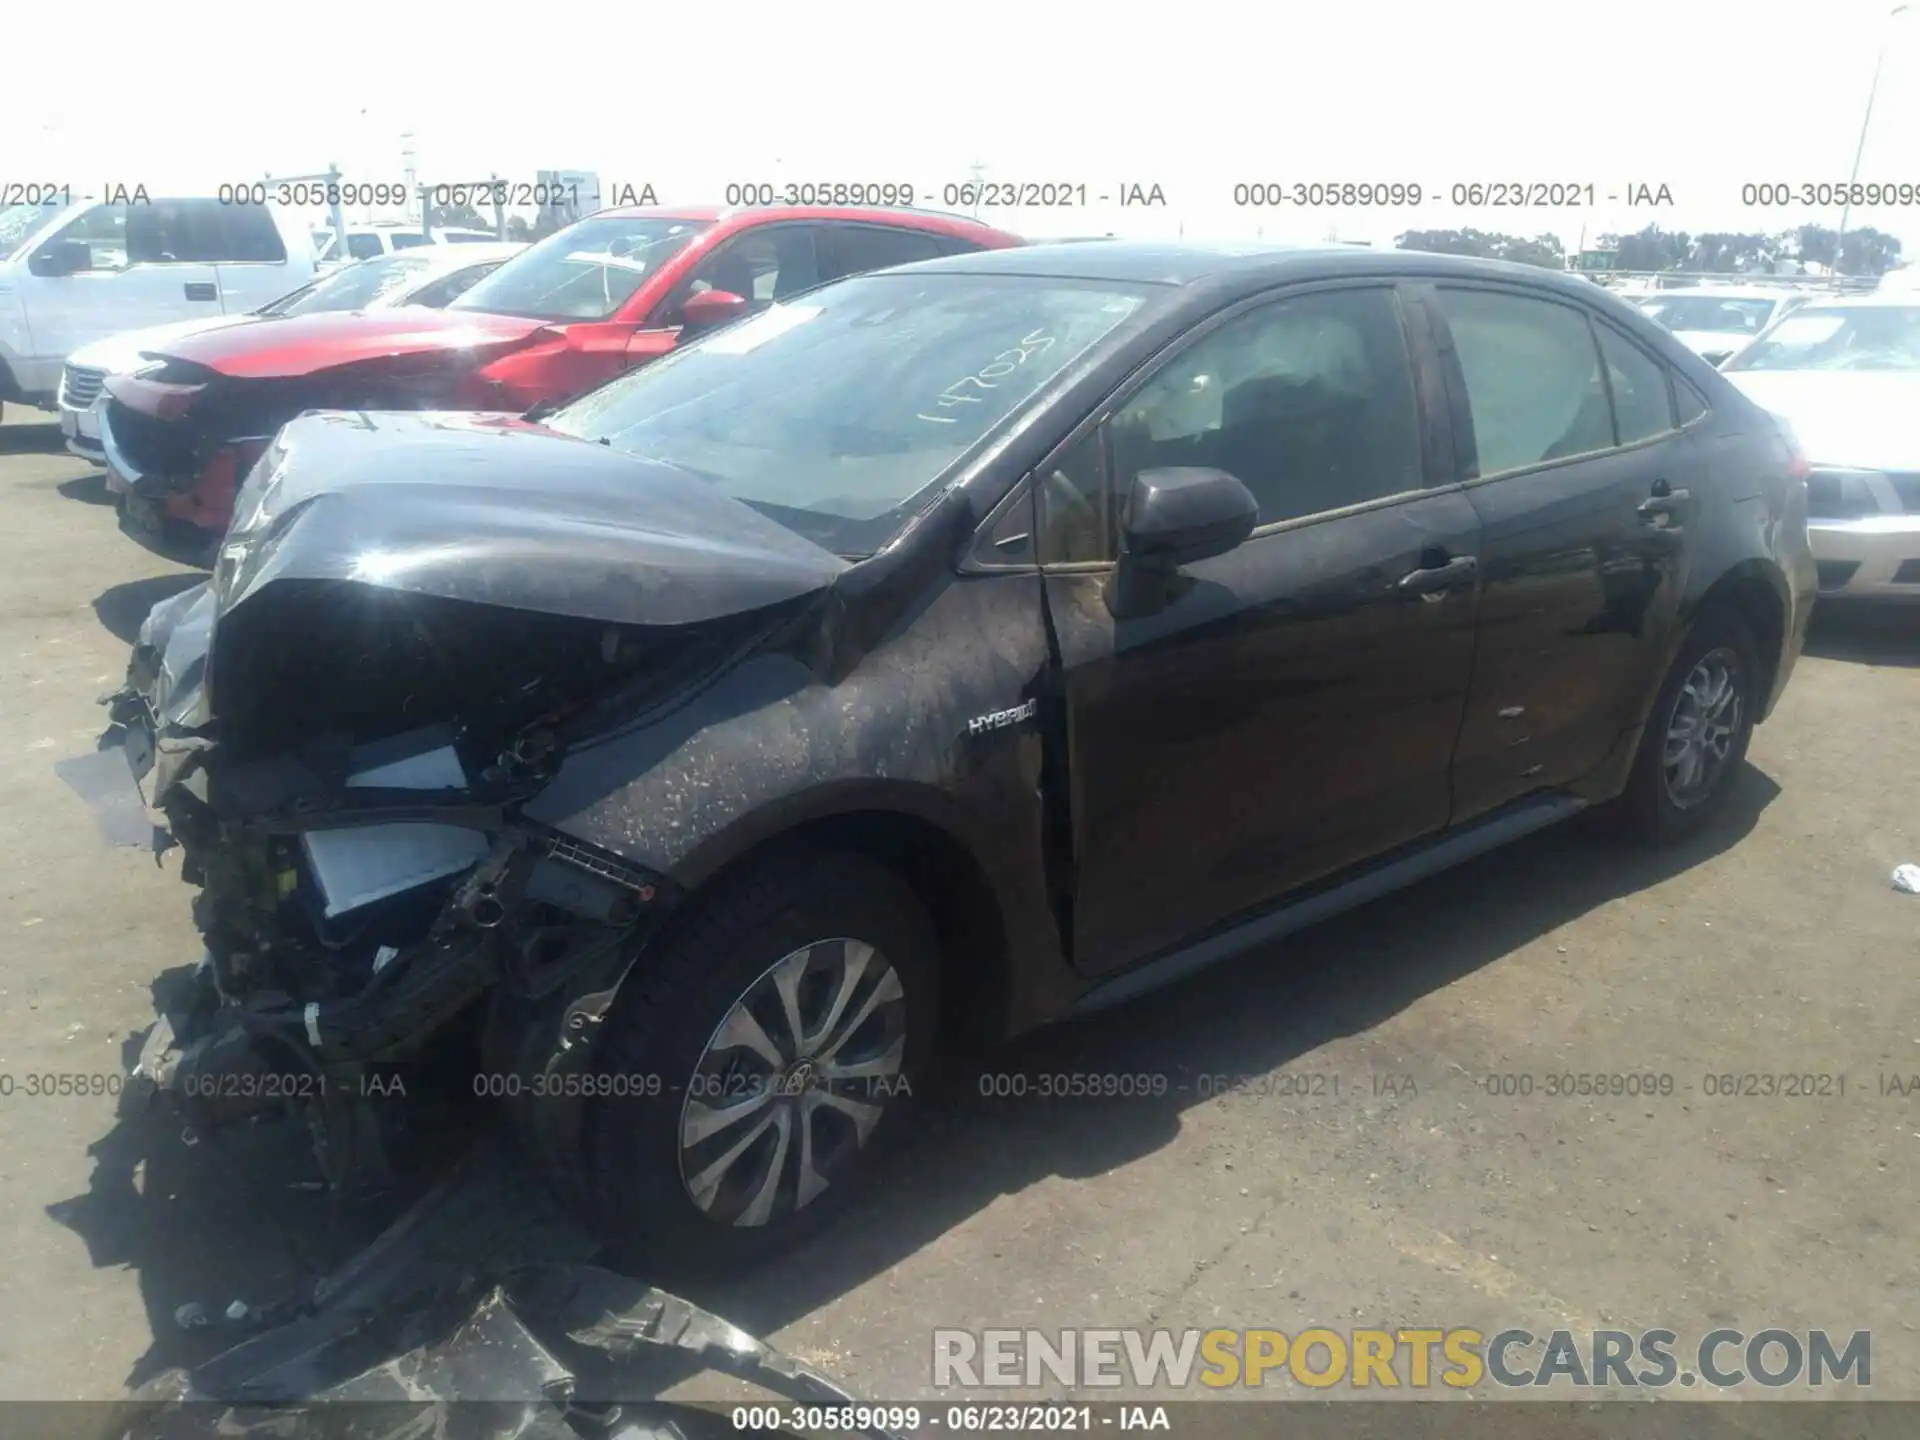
[916,329,1056,423]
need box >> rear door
[1035,282,1484,975]
[123,199,226,325]
[1423,282,1700,822]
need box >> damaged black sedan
[107,243,1816,1273]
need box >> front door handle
[1637,488,1692,520]
[1396,554,1478,597]
[183,281,217,302]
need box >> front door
[1037,283,1484,976]
[1421,284,1699,822]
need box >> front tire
[1623,609,1758,843]
[582,851,939,1276]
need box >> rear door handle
[1637,488,1692,520]
[183,281,217,302]
[1396,554,1478,597]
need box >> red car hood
[149,308,562,380]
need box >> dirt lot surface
[1,407,1916,1406]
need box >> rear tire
[1622,609,1758,844]
[582,851,939,1278]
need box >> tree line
[1394,223,1905,276]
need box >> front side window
[545,272,1150,556]
[1721,305,1920,374]
[127,199,229,264]
[1435,287,1613,476]
[656,227,822,325]
[1108,286,1424,527]
[46,203,130,271]
[1595,323,1675,444]
[451,214,710,321]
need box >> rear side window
[390,232,432,250]
[1435,287,1613,477]
[218,204,289,262]
[1594,323,1674,444]
[819,225,953,283]
[347,233,384,260]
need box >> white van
[0,194,317,418]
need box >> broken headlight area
[112,583,766,1204]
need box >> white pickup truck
[0,193,317,419]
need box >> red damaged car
[100,204,1022,558]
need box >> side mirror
[28,239,91,278]
[1121,467,1258,570]
[679,289,750,334]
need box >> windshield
[545,272,1151,556]
[1722,305,1920,373]
[449,215,708,321]
[263,253,434,316]
[1641,295,1779,334]
[0,200,63,261]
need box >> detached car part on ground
[96,204,1019,561]
[104,245,1815,1274]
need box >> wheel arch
[1680,558,1790,723]
[651,781,1018,1055]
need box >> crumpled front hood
[1724,370,1920,469]
[219,409,851,627]
[145,307,560,379]
[68,314,264,374]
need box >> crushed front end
[102,410,843,1210]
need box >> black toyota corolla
[109,242,1816,1274]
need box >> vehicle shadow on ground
[0,420,66,455]
[58,471,115,506]
[92,574,205,644]
[45,766,1779,1394]
[1804,603,1920,669]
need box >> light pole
[1836,2,1910,276]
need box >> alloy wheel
[677,938,907,1228]
[1661,647,1744,810]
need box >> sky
[7,0,1918,257]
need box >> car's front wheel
[1623,608,1759,842]
[582,851,939,1276]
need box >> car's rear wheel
[582,851,938,1276]
[1623,609,1758,843]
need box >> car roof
[880,240,1636,299]
[593,203,1020,243]
[1771,291,1920,309]
[1644,284,1805,299]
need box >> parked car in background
[1638,286,1811,365]
[0,195,316,420]
[62,244,524,464]
[1722,294,1920,601]
[98,204,1022,558]
[108,244,1813,1275]
[312,222,500,263]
